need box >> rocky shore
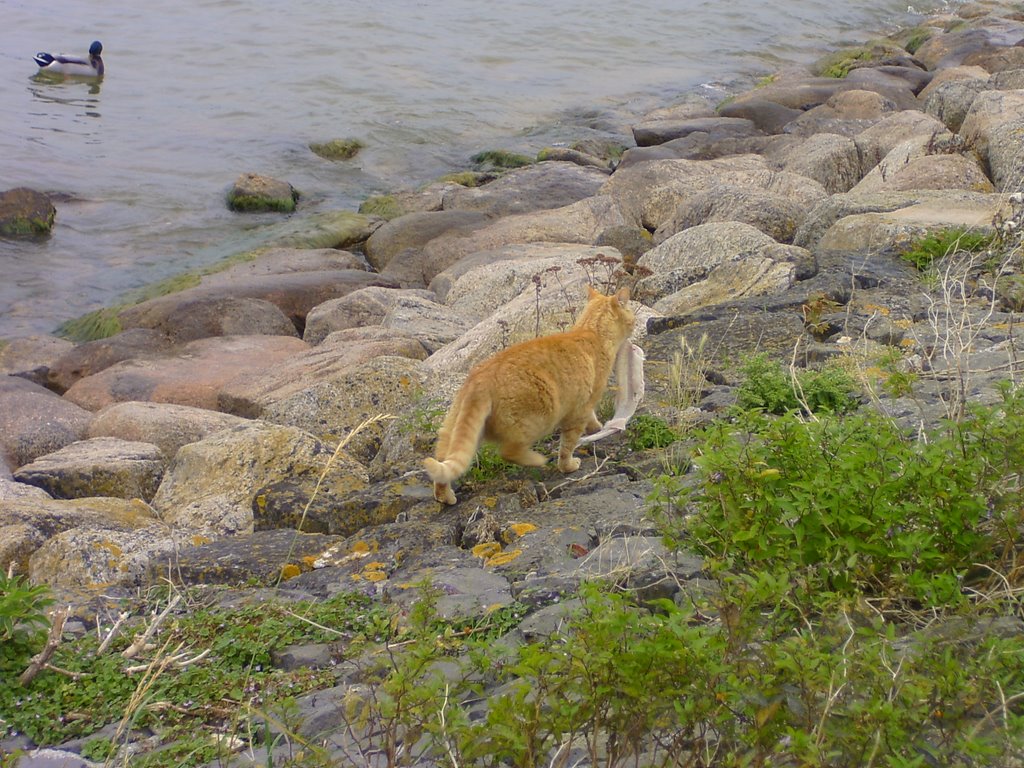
[4,0,1024,764]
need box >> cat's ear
[587,284,600,300]
[614,286,631,305]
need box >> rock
[574,536,704,600]
[923,78,990,132]
[638,222,813,315]
[208,247,371,278]
[127,294,299,342]
[0,187,56,236]
[303,287,436,344]
[47,328,176,394]
[718,99,803,134]
[917,64,990,100]
[379,294,472,354]
[845,65,933,95]
[119,270,398,335]
[0,495,159,573]
[13,437,166,501]
[0,376,92,469]
[63,335,309,411]
[631,116,760,147]
[854,110,951,174]
[162,493,253,539]
[962,44,1024,73]
[258,211,381,251]
[226,173,298,213]
[817,192,1007,254]
[309,138,363,160]
[593,225,654,265]
[148,529,344,588]
[653,184,806,244]
[87,401,249,460]
[768,132,862,194]
[29,523,175,593]
[0,478,50,501]
[989,67,1024,89]
[599,154,826,231]
[535,147,611,170]
[441,161,609,216]
[986,119,1024,192]
[150,422,368,535]
[363,210,490,273]
[406,196,631,286]
[782,88,914,138]
[853,149,993,194]
[959,87,1024,161]
[217,332,427,418]
[259,356,427,465]
[913,21,1024,70]
[0,335,73,386]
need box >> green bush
[671,387,1024,608]
[736,353,859,416]
[0,573,54,676]
[626,413,681,451]
[900,228,994,272]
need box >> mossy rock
[358,194,403,220]
[471,149,534,170]
[0,187,56,237]
[811,42,911,78]
[226,173,298,213]
[309,138,364,161]
[887,25,932,55]
[440,171,491,187]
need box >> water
[0,0,945,338]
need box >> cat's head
[582,285,635,339]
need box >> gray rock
[226,173,297,213]
[162,493,253,539]
[87,400,250,460]
[986,119,1024,192]
[205,247,371,278]
[441,161,608,216]
[362,210,490,273]
[959,88,1024,161]
[379,294,472,353]
[768,132,862,194]
[13,437,166,501]
[718,98,803,135]
[47,328,176,394]
[0,376,92,469]
[923,78,990,132]
[303,287,436,344]
[0,187,55,237]
[122,295,298,342]
[653,183,806,244]
[0,335,73,386]
[853,110,950,175]
[631,116,759,147]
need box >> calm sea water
[0,0,946,338]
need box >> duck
[33,41,104,77]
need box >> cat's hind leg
[433,481,457,505]
[557,425,585,472]
[500,441,548,467]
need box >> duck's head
[89,41,103,56]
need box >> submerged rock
[0,187,56,236]
[226,173,298,213]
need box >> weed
[626,413,681,451]
[0,570,54,676]
[470,150,533,170]
[736,353,859,415]
[900,228,994,272]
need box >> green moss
[899,228,994,271]
[56,307,124,342]
[755,73,777,88]
[358,194,403,220]
[309,138,364,160]
[0,213,55,237]
[226,193,297,213]
[814,47,874,78]
[471,149,534,170]
[440,171,487,187]
[123,273,202,304]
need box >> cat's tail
[423,392,491,486]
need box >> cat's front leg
[557,426,584,472]
[584,410,602,433]
[433,481,457,505]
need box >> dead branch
[122,594,181,659]
[19,606,69,686]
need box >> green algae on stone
[358,194,403,220]
[471,149,534,170]
[811,41,910,78]
[0,187,57,237]
[309,138,364,160]
[56,307,124,343]
[226,173,299,213]
[440,171,489,187]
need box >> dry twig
[19,606,69,686]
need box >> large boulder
[635,222,814,315]
[63,334,309,411]
[987,119,1024,192]
[917,65,990,100]
[767,132,862,194]
[47,328,177,394]
[13,437,166,501]
[958,89,1024,160]
[441,161,609,216]
[398,196,631,287]
[378,294,472,354]
[923,78,991,132]
[259,356,428,465]
[216,331,428,417]
[87,401,250,460]
[303,287,436,344]
[206,247,371,278]
[0,187,56,237]
[0,335,73,386]
[599,155,826,231]
[853,110,951,175]
[782,89,905,137]
[631,116,760,147]
[0,377,92,469]
[226,173,297,213]
[653,184,806,244]
[119,270,399,334]
[852,148,993,194]
[151,421,369,535]
[363,210,490,273]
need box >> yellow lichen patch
[95,540,123,558]
[350,540,378,554]
[301,555,319,568]
[191,534,211,547]
[280,563,301,581]
[502,522,538,543]
[364,570,388,582]
[482,496,498,509]
[860,303,891,316]
[485,549,523,567]
[472,542,502,560]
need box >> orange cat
[424,286,635,505]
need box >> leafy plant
[900,228,994,272]
[736,353,859,416]
[626,413,681,451]
[0,572,54,676]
